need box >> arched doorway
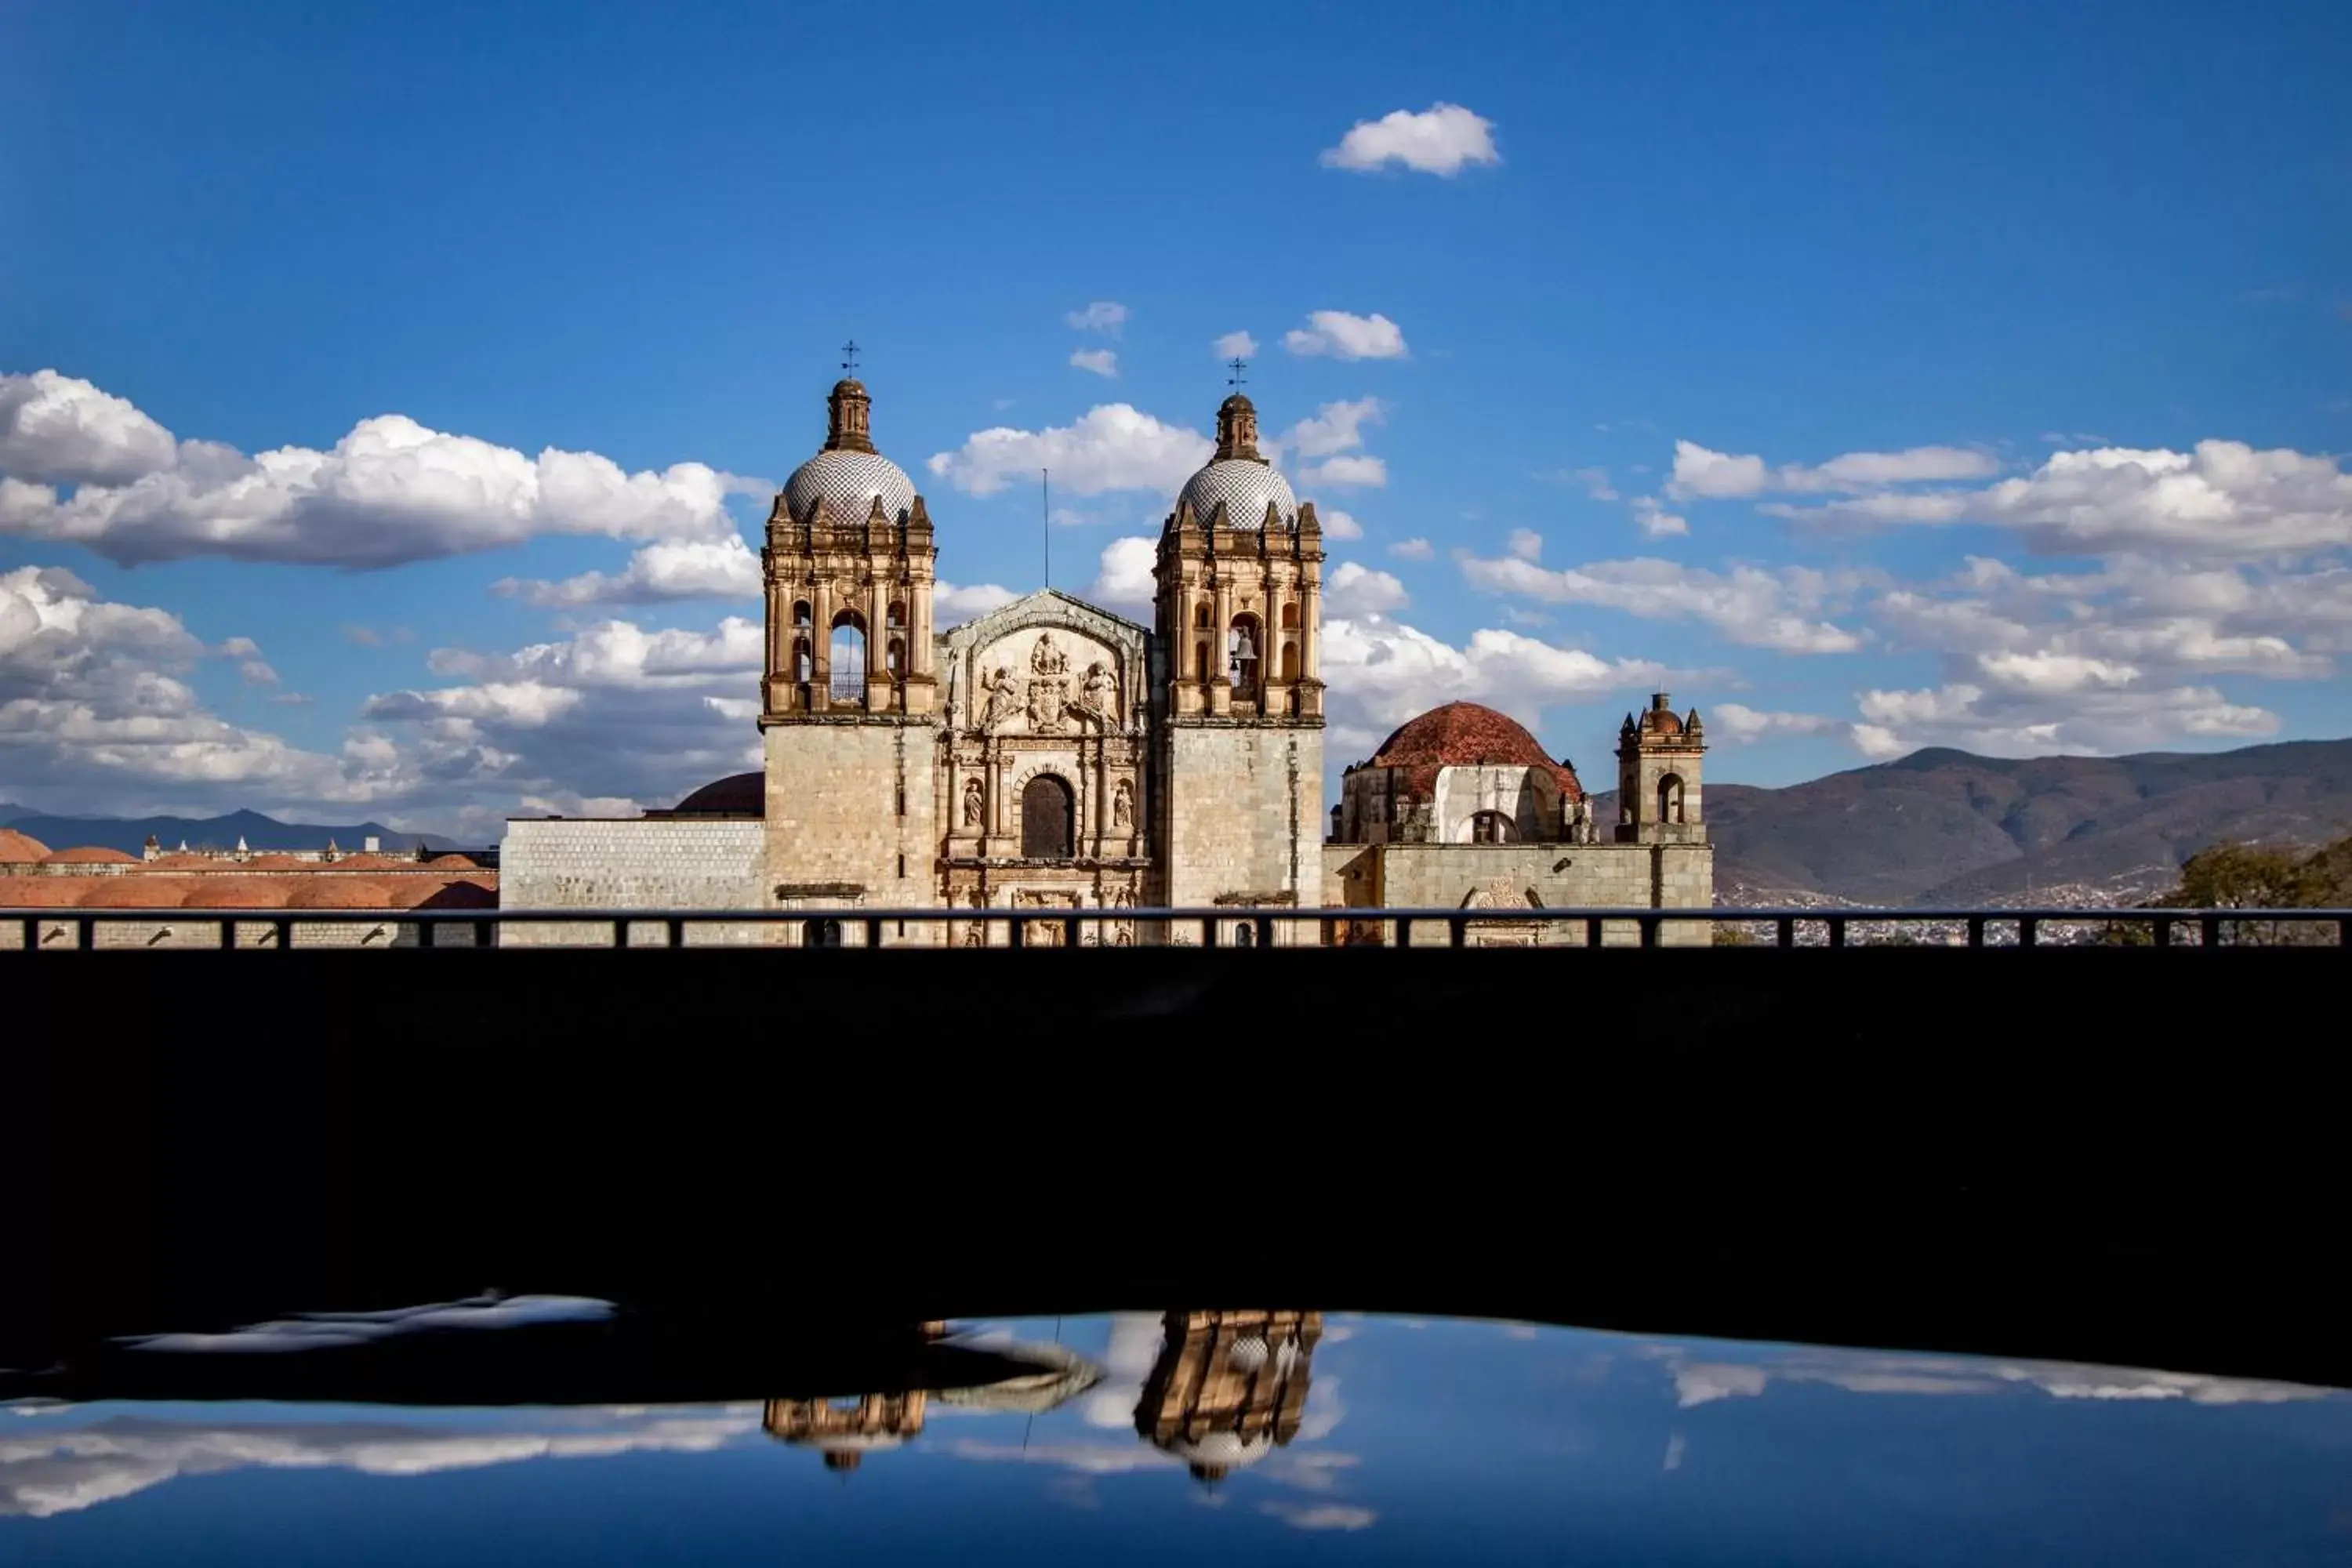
[1657,772,1685,825]
[804,917,844,948]
[1468,809,1515,843]
[1021,775,1075,860]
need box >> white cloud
[1319,102,1500,176]
[1506,528,1543,561]
[1276,399,1389,489]
[1388,537,1433,561]
[1319,612,1668,761]
[1849,680,2278,759]
[1642,1341,2333,1413]
[1631,496,1689,538]
[1667,438,1998,500]
[1324,561,1408,616]
[1570,466,1619,502]
[1065,301,1128,335]
[1069,348,1119,379]
[0,566,415,815]
[1460,536,1865,653]
[936,581,1018,622]
[1319,508,1364,540]
[1261,1502,1378,1532]
[1282,397,1385,459]
[1299,454,1387,488]
[495,535,762,608]
[0,1405,756,1518]
[927,405,1210,498]
[1711,703,1838,742]
[1281,311,1410,361]
[0,369,179,486]
[1213,330,1258,360]
[1088,535,1157,610]
[0,373,750,568]
[357,615,768,820]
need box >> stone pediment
[940,590,1150,737]
[937,588,1149,654]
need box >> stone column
[1210,575,1234,716]
[812,582,835,707]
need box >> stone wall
[1159,726,1324,945]
[0,917,483,950]
[1318,840,1713,946]
[499,818,765,947]
[763,720,941,945]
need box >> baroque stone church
[499,374,1711,944]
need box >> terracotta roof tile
[78,877,191,909]
[0,876,85,908]
[285,878,394,910]
[241,854,313,871]
[0,829,53,862]
[1366,702,1584,800]
[40,845,140,865]
[181,877,299,909]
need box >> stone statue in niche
[1112,779,1134,831]
[980,666,1022,730]
[1081,661,1117,723]
[961,775,985,828]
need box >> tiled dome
[41,845,137,865]
[1370,702,1584,800]
[784,448,917,528]
[0,828,53,862]
[1178,459,1298,532]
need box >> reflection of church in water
[760,1311,1325,1479]
[1134,1309,1323,1482]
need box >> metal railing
[5,906,2349,952]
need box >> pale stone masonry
[496,374,1711,943]
[499,818,763,946]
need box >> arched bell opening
[1657,772,1686,825]
[829,611,868,708]
[1228,614,1263,704]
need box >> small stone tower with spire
[1150,390,1326,938]
[758,374,942,939]
[1616,691,1706,844]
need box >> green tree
[2140,838,2345,946]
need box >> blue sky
[3,1,2348,836]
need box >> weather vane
[840,339,861,375]
[1226,354,1248,391]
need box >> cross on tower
[840,339,862,375]
[1226,355,1248,392]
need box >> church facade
[499,374,1710,943]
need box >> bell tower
[1151,383,1326,938]
[758,366,942,940]
[1616,692,1706,843]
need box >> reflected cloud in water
[5,1308,2349,1563]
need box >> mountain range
[9,735,2352,902]
[0,804,456,857]
[1682,739,2352,906]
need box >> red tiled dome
[0,876,85,908]
[78,877,191,909]
[145,852,220,870]
[0,828,53,862]
[242,853,311,871]
[182,877,297,909]
[286,878,394,910]
[1367,702,1584,800]
[426,852,481,869]
[332,852,412,870]
[395,878,497,910]
[40,845,139,865]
